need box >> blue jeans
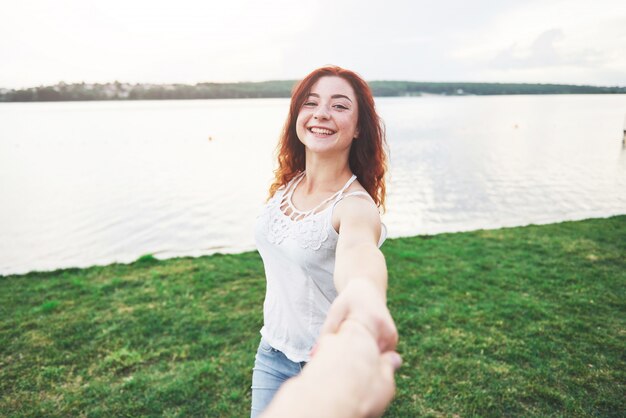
[250,338,307,418]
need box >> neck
[302,152,352,193]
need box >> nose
[313,105,330,120]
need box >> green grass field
[1,216,624,417]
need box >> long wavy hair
[268,66,388,209]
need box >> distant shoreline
[2,215,624,278]
[2,80,625,102]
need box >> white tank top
[254,172,386,362]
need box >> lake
[1,95,625,275]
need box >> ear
[354,128,360,139]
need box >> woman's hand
[320,278,398,353]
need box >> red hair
[269,66,388,209]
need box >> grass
[1,216,624,417]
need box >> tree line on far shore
[1,80,625,102]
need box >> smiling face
[295,76,359,156]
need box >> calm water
[1,95,625,275]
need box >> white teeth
[310,127,335,135]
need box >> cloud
[491,28,603,70]
[1,0,625,87]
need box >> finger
[377,319,399,352]
[381,351,402,371]
[320,298,349,336]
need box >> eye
[333,104,349,110]
[303,101,317,107]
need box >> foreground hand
[321,278,398,353]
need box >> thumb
[320,297,349,336]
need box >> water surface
[1,95,624,275]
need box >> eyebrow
[308,93,353,103]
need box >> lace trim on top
[280,172,356,221]
[265,172,358,249]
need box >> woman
[251,66,398,417]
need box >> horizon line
[2,79,626,91]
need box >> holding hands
[320,278,398,353]
[263,315,401,418]
[262,278,400,418]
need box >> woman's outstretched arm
[322,196,398,352]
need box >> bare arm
[333,196,387,294]
[321,197,398,352]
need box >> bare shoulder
[332,181,381,235]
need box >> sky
[1,0,625,89]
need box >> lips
[308,126,337,136]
